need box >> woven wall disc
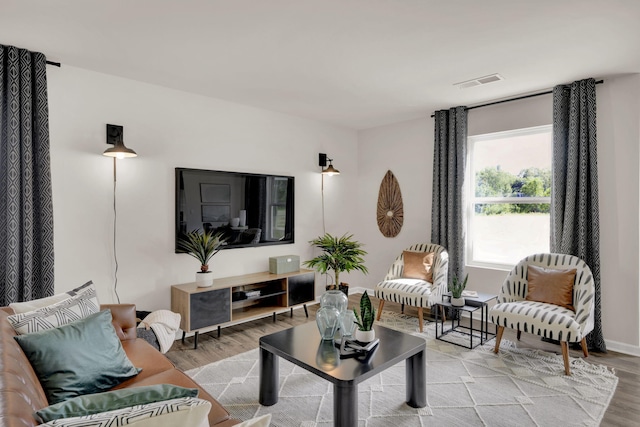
[377,170,403,237]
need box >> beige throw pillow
[402,251,435,283]
[525,265,577,312]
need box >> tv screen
[175,168,294,250]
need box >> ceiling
[1,0,639,130]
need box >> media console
[171,269,315,349]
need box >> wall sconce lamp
[103,124,137,304]
[319,153,340,176]
[103,124,137,159]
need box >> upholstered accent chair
[374,243,449,332]
[489,253,595,375]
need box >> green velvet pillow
[35,384,198,422]
[13,309,141,404]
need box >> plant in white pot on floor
[353,291,376,342]
[178,229,226,287]
[304,233,368,295]
[449,273,469,307]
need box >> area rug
[186,311,618,426]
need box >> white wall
[357,74,640,353]
[47,66,358,310]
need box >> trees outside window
[467,125,552,268]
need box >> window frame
[466,124,552,270]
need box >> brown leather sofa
[0,304,240,427]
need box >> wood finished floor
[166,294,640,427]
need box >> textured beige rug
[186,311,618,426]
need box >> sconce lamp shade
[321,163,340,176]
[319,153,340,176]
[103,124,137,159]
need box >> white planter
[451,296,465,307]
[355,329,376,343]
[196,271,214,287]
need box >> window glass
[467,125,552,268]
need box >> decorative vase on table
[340,311,358,338]
[316,306,341,340]
[320,290,349,315]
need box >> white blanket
[138,310,181,354]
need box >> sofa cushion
[9,280,94,314]
[7,285,99,334]
[36,384,198,422]
[116,368,234,426]
[525,265,577,311]
[13,309,141,404]
[401,251,434,282]
[37,397,211,427]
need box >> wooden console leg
[193,331,199,350]
[494,326,505,354]
[181,331,186,344]
[376,300,384,320]
[303,304,309,318]
[561,341,571,375]
[290,307,293,317]
[217,325,221,338]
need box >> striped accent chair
[489,253,595,375]
[374,243,448,332]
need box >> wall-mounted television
[175,168,294,250]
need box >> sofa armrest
[101,304,137,341]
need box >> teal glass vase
[316,306,341,340]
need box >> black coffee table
[259,322,426,426]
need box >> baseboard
[604,339,640,356]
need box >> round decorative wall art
[376,170,403,237]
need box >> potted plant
[353,291,376,342]
[449,273,469,307]
[178,229,226,287]
[304,233,368,295]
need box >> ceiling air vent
[454,73,504,89]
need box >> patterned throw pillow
[7,286,99,334]
[9,280,94,314]
[38,397,212,427]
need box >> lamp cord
[112,158,121,304]
[321,174,326,235]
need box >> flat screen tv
[175,168,294,250]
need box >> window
[467,125,552,268]
[266,177,288,240]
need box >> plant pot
[355,329,375,343]
[195,271,214,287]
[451,296,465,307]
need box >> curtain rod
[46,60,61,67]
[430,79,604,117]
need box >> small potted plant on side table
[449,273,469,307]
[353,291,376,342]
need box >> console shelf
[171,269,315,349]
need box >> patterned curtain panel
[0,44,54,305]
[551,78,605,352]
[431,106,467,281]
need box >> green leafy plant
[303,233,368,288]
[178,230,226,272]
[449,273,469,298]
[353,290,375,331]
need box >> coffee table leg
[406,349,426,408]
[259,347,278,406]
[334,383,357,427]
